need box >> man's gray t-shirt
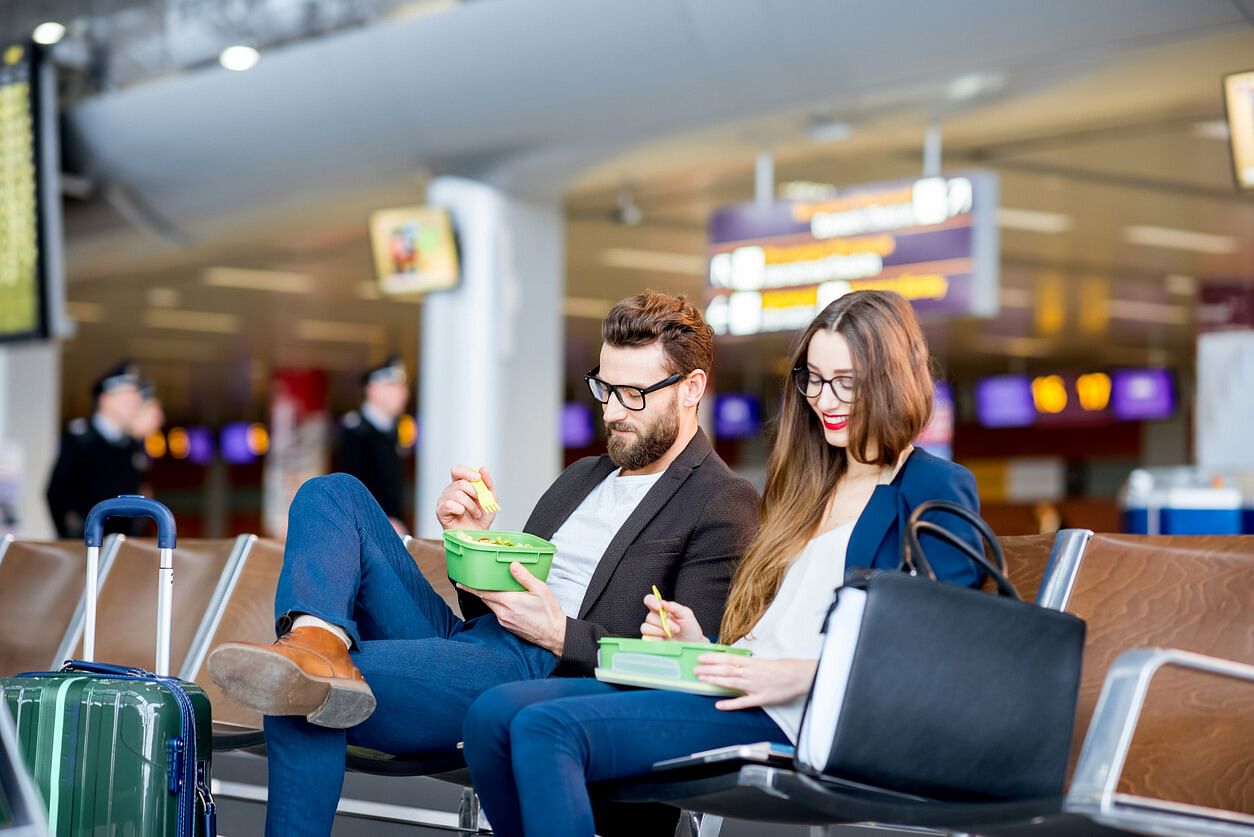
[546,468,664,618]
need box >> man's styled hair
[602,291,714,377]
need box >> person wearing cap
[337,355,410,536]
[46,361,147,538]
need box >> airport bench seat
[0,537,122,676]
[599,531,1254,836]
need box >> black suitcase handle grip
[84,495,177,549]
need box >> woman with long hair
[460,290,984,837]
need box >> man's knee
[293,473,369,511]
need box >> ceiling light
[947,72,1004,102]
[806,118,853,144]
[615,187,642,226]
[205,266,312,293]
[1123,225,1237,255]
[146,287,181,308]
[1164,274,1196,295]
[996,208,1071,234]
[780,181,838,200]
[32,22,66,45]
[144,309,240,334]
[1193,120,1230,141]
[219,45,260,72]
[601,248,706,276]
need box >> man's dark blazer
[456,429,759,676]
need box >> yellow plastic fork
[470,473,500,514]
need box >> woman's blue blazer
[845,448,984,588]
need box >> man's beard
[605,396,680,471]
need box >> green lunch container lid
[596,637,750,694]
[442,529,557,591]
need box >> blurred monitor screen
[714,394,761,439]
[1111,368,1174,421]
[0,43,49,342]
[975,375,1035,428]
[1225,69,1254,191]
[561,403,595,448]
[916,380,953,459]
[186,426,215,465]
[221,422,255,464]
[368,206,460,296]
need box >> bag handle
[903,500,1020,600]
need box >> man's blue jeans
[264,473,557,837]
[462,678,788,837]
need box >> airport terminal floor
[0,1,1252,836]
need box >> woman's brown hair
[719,290,935,643]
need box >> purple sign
[714,394,762,440]
[705,172,999,335]
[561,403,595,448]
[1111,369,1174,421]
[976,375,1036,428]
[186,426,216,465]
[221,422,256,464]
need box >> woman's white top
[733,522,855,743]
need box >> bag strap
[903,500,1020,600]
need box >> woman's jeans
[265,473,557,837]
[462,678,789,837]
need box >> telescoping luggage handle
[82,495,178,675]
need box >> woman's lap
[497,679,789,783]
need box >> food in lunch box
[454,531,518,547]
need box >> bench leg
[697,813,723,837]
[458,786,480,834]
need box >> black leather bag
[795,500,1086,801]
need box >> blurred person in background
[46,361,146,538]
[130,379,165,498]
[338,355,410,536]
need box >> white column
[417,177,564,537]
[0,342,60,537]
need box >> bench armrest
[1065,647,1254,836]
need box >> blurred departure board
[0,43,42,340]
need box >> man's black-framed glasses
[584,366,685,411]
[792,366,856,404]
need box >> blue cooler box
[1121,483,1243,535]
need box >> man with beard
[207,291,759,837]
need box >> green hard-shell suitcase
[0,496,215,836]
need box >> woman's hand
[640,594,708,643]
[694,655,818,710]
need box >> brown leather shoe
[207,627,376,729]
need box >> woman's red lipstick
[822,414,848,431]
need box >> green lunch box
[596,637,752,696]
[442,529,557,591]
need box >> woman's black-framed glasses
[792,366,856,404]
[584,366,685,411]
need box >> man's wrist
[548,617,567,656]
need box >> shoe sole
[207,644,377,729]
